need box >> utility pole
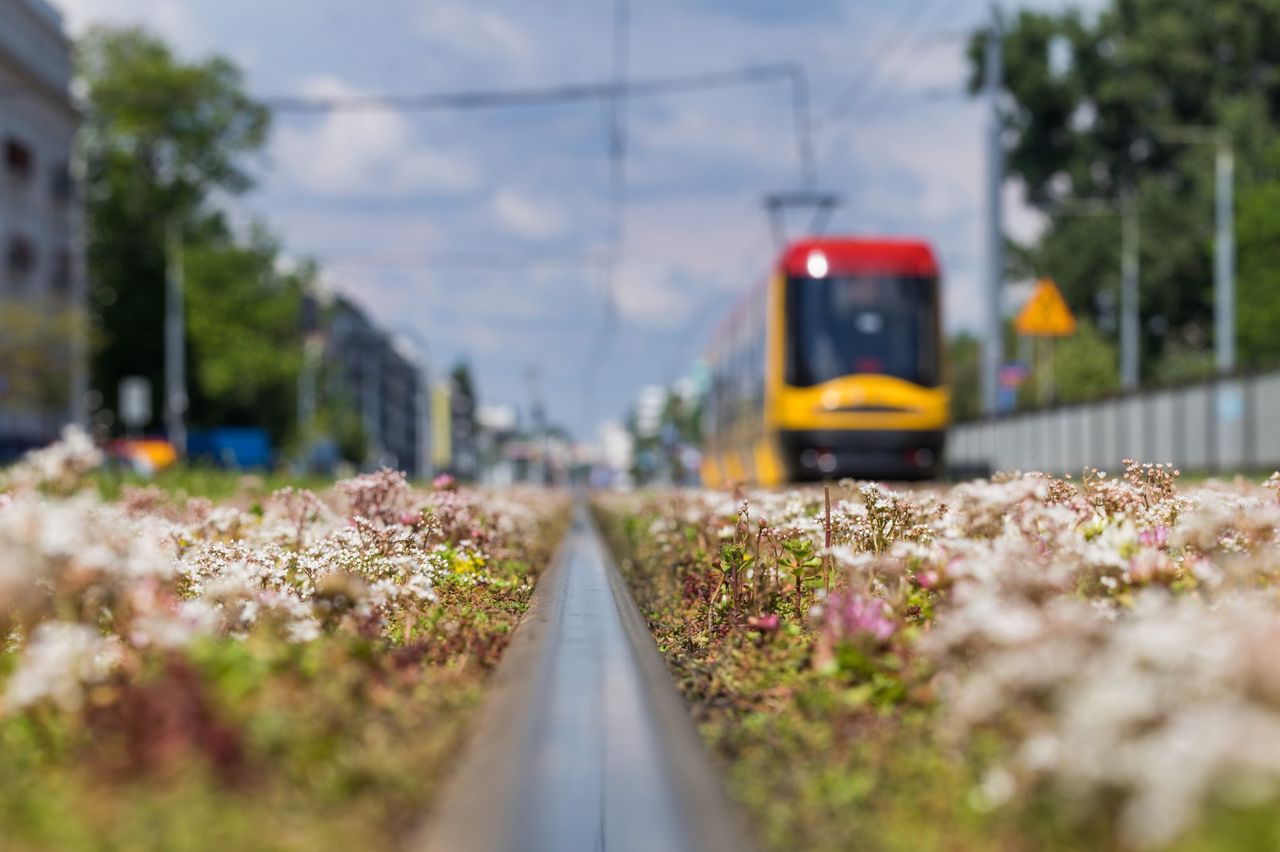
[1120,190,1141,389]
[69,147,89,430]
[527,366,547,486]
[1154,126,1236,374]
[164,218,187,456]
[982,4,1005,416]
[1215,139,1235,374]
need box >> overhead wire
[583,0,631,430]
[260,64,806,115]
[54,63,818,191]
[298,250,614,270]
[819,0,940,129]
[818,0,972,167]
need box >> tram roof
[703,236,941,360]
[779,237,939,278]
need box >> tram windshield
[784,275,939,387]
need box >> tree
[0,305,76,415]
[946,333,982,421]
[970,0,1280,378]
[1019,321,1119,406]
[80,27,271,433]
[1236,143,1280,367]
[183,219,309,446]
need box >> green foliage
[0,488,568,852]
[183,222,310,445]
[1154,335,1217,383]
[1019,320,1119,406]
[972,0,1280,377]
[0,302,79,412]
[947,332,982,421]
[88,464,334,502]
[80,27,296,440]
[321,398,369,465]
[593,504,1010,852]
[0,634,489,852]
[1236,146,1280,366]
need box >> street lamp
[1152,126,1235,374]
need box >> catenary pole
[1215,138,1235,373]
[1120,189,1141,389]
[1152,125,1237,374]
[164,218,187,456]
[982,4,1005,415]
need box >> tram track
[414,499,754,852]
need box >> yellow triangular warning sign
[1015,278,1077,337]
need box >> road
[415,502,752,852]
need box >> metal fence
[949,369,1280,475]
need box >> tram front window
[785,276,938,387]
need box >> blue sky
[55,0,1103,440]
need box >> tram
[701,237,948,485]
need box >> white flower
[3,622,121,714]
[130,600,221,650]
[286,618,322,643]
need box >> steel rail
[412,500,754,852]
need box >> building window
[50,162,73,201]
[51,249,72,297]
[8,236,36,287]
[4,138,34,180]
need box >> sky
[52,0,1104,440]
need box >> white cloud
[607,193,772,329]
[249,206,444,258]
[271,75,480,199]
[614,265,688,329]
[410,3,537,72]
[492,190,566,240]
[52,0,204,49]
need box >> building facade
[324,297,429,477]
[0,0,86,457]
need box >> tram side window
[721,353,732,431]
[716,346,732,434]
[709,356,723,437]
[740,330,751,424]
[750,299,765,410]
[737,327,747,427]
[736,330,748,422]
[703,363,715,438]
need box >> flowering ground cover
[596,465,1280,851]
[1,431,569,851]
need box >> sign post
[119,376,152,437]
[1015,279,1077,406]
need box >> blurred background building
[0,0,86,460]
[322,295,428,477]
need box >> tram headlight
[806,250,829,279]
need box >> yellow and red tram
[701,237,949,485]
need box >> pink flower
[338,468,411,526]
[432,474,457,491]
[819,591,896,646]
[1139,526,1169,549]
[747,613,780,633]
